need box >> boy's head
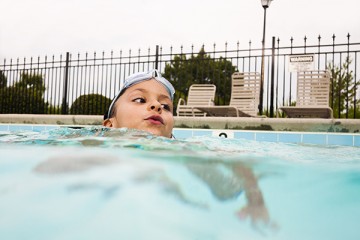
[103,69,175,138]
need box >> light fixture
[261,0,273,8]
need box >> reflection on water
[0,126,359,240]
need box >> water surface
[0,127,359,240]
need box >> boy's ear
[102,119,113,127]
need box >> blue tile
[234,131,256,141]
[302,134,327,145]
[278,133,302,144]
[8,125,33,131]
[256,132,278,142]
[0,125,9,131]
[193,130,212,137]
[45,126,59,130]
[172,129,192,139]
[354,135,360,147]
[32,125,46,132]
[328,134,354,146]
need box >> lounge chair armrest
[177,98,186,106]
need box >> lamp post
[259,0,273,116]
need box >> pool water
[0,127,359,240]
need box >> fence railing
[1,34,359,118]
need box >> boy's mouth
[145,115,164,125]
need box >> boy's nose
[149,102,162,112]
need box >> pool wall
[173,128,360,147]
[0,123,359,147]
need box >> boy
[102,69,272,230]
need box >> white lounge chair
[195,72,261,117]
[176,84,216,117]
[280,70,333,118]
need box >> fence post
[62,52,70,114]
[155,45,159,70]
[270,37,275,118]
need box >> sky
[1,0,359,60]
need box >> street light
[259,0,273,116]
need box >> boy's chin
[146,129,170,138]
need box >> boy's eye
[133,98,146,103]
[161,104,171,111]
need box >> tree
[0,72,48,114]
[70,94,112,115]
[327,57,360,118]
[163,47,236,113]
[0,71,7,89]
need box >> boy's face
[104,79,174,138]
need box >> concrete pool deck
[0,114,359,133]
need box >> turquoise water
[0,127,359,240]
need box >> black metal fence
[1,34,359,118]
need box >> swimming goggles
[106,69,175,119]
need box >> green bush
[0,86,48,113]
[0,73,48,114]
[70,94,111,115]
